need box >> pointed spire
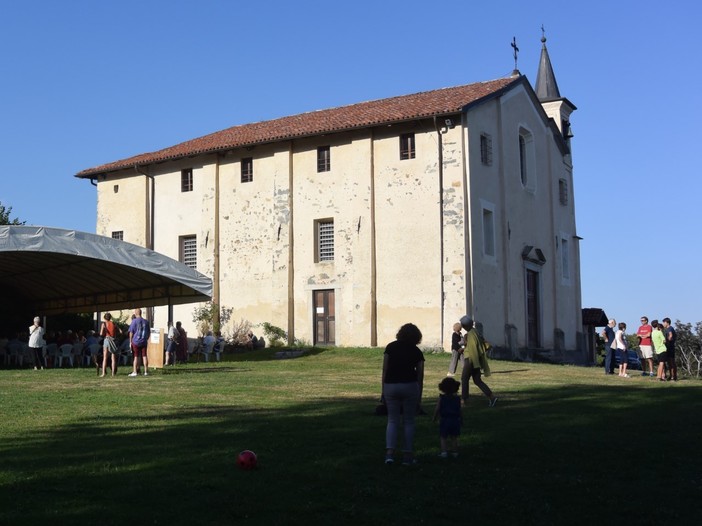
[535,28,561,101]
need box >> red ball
[236,450,258,470]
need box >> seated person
[203,331,216,350]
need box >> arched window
[518,128,535,191]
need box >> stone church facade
[78,41,582,359]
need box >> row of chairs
[2,338,224,367]
[0,340,134,368]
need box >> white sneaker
[143,372,148,376]
[128,372,138,377]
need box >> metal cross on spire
[541,24,547,43]
[511,36,520,74]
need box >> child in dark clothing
[432,377,462,458]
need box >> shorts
[618,348,628,364]
[166,340,178,354]
[131,343,148,358]
[639,345,653,359]
[655,351,667,363]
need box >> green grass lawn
[1,348,700,525]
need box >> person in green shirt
[651,320,667,381]
[459,316,498,407]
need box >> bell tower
[535,29,576,143]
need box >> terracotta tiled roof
[76,76,519,178]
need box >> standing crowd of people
[601,316,677,381]
[0,309,191,375]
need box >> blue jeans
[604,346,615,373]
[384,382,420,453]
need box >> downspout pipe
[134,164,155,324]
[433,116,445,349]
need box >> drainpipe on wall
[369,129,377,347]
[213,155,221,328]
[460,113,474,317]
[433,117,445,349]
[287,141,295,346]
[134,164,155,323]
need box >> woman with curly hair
[381,323,425,466]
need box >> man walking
[128,308,150,377]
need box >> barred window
[480,133,492,166]
[400,133,415,160]
[111,231,123,240]
[317,146,331,172]
[180,235,197,269]
[181,169,193,192]
[241,157,253,183]
[316,219,334,262]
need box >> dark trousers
[604,346,615,374]
[461,361,493,401]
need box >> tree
[674,320,702,379]
[0,201,25,225]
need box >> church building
[77,37,583,360]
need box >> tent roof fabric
[0,226,212,315]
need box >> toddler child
[432,377,462,458]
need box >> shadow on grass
[1,381,700,525]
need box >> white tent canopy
[0,226,212,315]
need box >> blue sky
[1,0,700,329]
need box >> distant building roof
[76,76,520,178]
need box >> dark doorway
[526,269,541,348]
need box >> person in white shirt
[28,316,45,370]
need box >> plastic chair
[57,344,74,368]
[71,342,84,367]
[86,343,102,367]
[213,341,223,362]
[44,343,58,368]
[7,342,25,367]
[119,339,132,366]
[200,341,215,362]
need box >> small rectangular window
[316,219,334,262]
[482,208,495,257]
[241,158,253,183]
[400,133,415,160]
[317,146,331,172]
[559,178,568,206]
[180,235,197,269]
[111,231,123,241]
[561,237,570,280]
[480,134,492,166]
[181,169,193,192]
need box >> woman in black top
[381,323,425,465]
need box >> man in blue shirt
[128,308,150,377]
[602,319,616,375]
